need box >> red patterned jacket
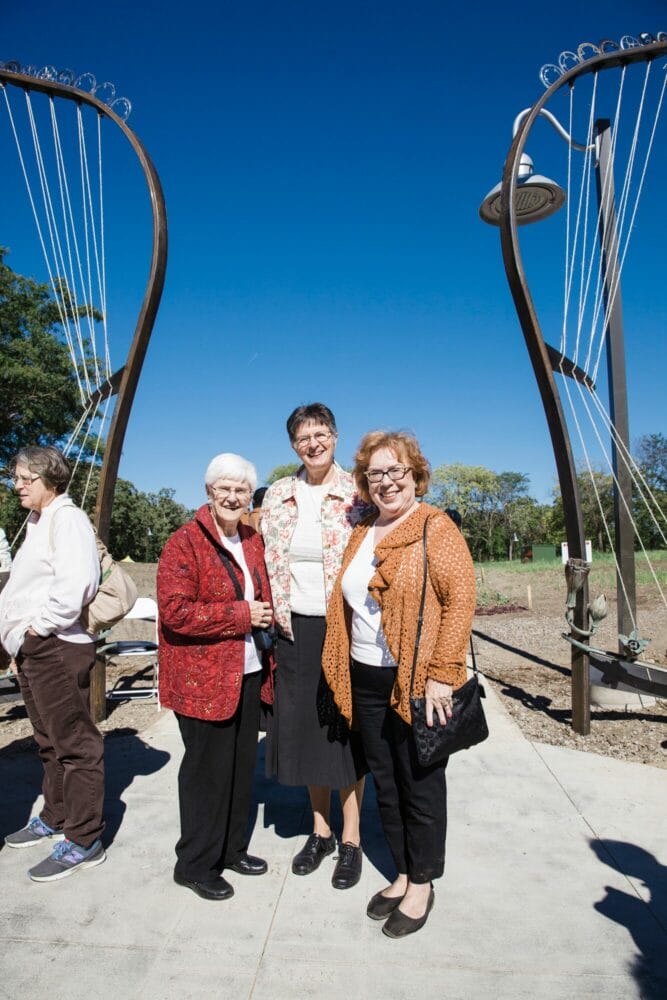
[157,504,274,720]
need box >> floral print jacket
[261,463,369,640]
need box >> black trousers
[351,661,447,884]
[174,670,261,881]
[17,634,104,849]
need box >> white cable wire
[2,87,85,404]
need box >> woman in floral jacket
[261,403,368,891]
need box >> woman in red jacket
[157,453,275,901]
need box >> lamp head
[479,153,566,226]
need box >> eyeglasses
[364,465,411,484]
[12,473,40,487]
[210,484,251,499]
[293,431,333,450]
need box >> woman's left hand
[424,678,454,728]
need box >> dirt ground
[2,560,666,768]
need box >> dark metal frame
[0,68,168,543]
[497,40,667,733]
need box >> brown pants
[17,634,104,848]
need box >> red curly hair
[353,430,431,504]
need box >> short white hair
[205,453,257,492]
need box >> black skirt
[265,614,366,788]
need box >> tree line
[1,249,665,563]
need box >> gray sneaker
[5,816,65,849]
[28,838,106,882]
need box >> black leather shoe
[173,871,234,900]
[291,833,336,875]
[366,889,405,920]
[382,887,434,938]
[228,853,268,876]
[332,842,362,890]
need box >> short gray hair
[205,453,257,492]
[14,446,71,494]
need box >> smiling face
[13,463,58,513]
[291,419,337,482]
[366,447,417,523]
[206,478,252,535]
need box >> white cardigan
[0,495,99,657]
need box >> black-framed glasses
[11,473,40,487]
[364,465,411,484]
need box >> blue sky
[2,1,665,509]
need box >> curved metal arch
[0,68,168,543]
[497,39,667,732]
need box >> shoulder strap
[409,519,429,697]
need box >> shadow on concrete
[248,739,395,880]
[591,838,667,999]
[473,629,571,677]
[0,728,170,852]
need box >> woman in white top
[1,446,105,882]
[261,403,368,890]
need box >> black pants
[351,661,447,884]
[17,634,104,849]
[174,670,261,881]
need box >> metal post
[595,119,637,650]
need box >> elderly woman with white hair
[158,453,275,901]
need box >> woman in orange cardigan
[322,431,475,938]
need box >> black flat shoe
[292,833,336,875]
[366,889,405,920]
[332,842,362,890]
[173,871,234,900]
[382,887,434,938]
[228,853,268,876]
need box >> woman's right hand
[249,601,272,628]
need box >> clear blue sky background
[2,1,665,510]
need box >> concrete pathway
[1,682,666,999]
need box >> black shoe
[366,889,405,920]
[291,833,336,875]
[227,853,268,876]
[382,887,434,938]
[173,871,234,900]
[332,842,362,890]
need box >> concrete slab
[1,677,666,999]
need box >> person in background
[323,430,476,937]
[1,446,104,881]
[261,403,368,889]
[158,452,274,901]
[245,486,268,533]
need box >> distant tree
[0,247,101,466]
[636,433,667,491]
[551,470,615,552]
[429,463,531,560]
[634,432,667,549]
[266,463,299,484]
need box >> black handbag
[212,542,276,655]
[409,520,489,766]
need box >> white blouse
[220,533,262,675]
[288,479,327,616]
[341,529,396,667]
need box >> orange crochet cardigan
[322,503,476,726]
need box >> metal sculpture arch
[494,38,667,732]
[0,64,168,543]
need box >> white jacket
[0,528,11,572]
[0,495,99,658]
